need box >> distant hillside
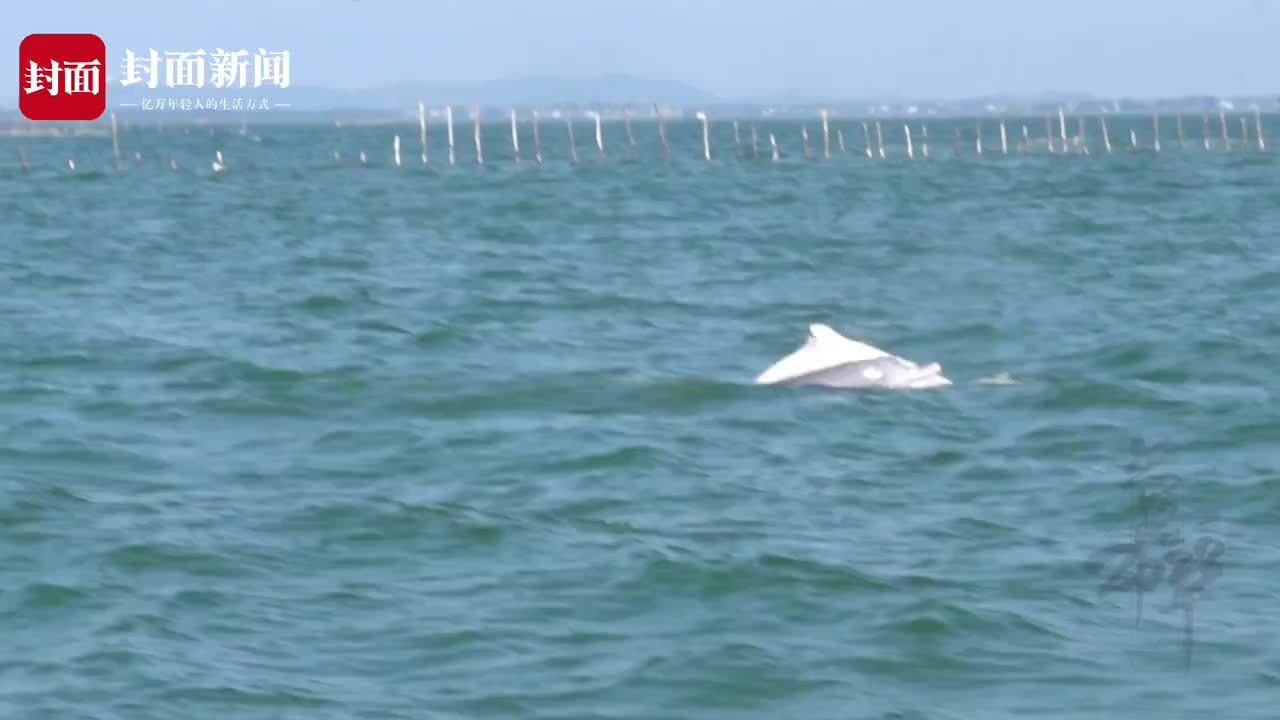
[97,74,717,111]
[2,73,1275,118]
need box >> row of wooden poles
[346,106,1273,172]
[367,105,1267,167]
[9,105,1270,174]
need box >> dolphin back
[754,324,951,389]
[781,356,951,389]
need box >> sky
[5,0,1279,100]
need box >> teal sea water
[2,117,1278,719]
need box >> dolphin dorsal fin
[808,324,844,343]
[807,323,888,362]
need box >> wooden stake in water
[532,110,543,165]
[566,116,579,165]
[625,110,637,157]
[801,125,810,160]
[1152,113,1161,152]
[696,111,711,161]
[999,120,1008,155]
[821,110,831,160]
[769,132,780,161]
[751,125,760,159]
[110,111,121,171]
[862,122,872,158]
[655,105,670,162]
[590,111,604,159]
[1256,108,1266,151]
[1100,116,1112,153]
[510,109,521,163]
[1176,112,1185,149]
[418,102,428,163]
[874,121,885,158]
[446,105,456,166]
[904,124,914,159]
[473,108,484,165]
[393,134,402,167]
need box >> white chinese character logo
[63,60,101,94]
[112,46,292,111]
[253,49,290,88]
[120,49,160,88]
[210,49,250,88]
[24,60,58,95]
[164,50,207,88]
[24,59,101,96]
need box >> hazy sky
[6,0,1278,99]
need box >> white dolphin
[754,324,951,389]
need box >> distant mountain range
[99,73,717,111]
[97,77,1176,112]
[2,73,1276,119]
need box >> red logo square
[19,33,107,121]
